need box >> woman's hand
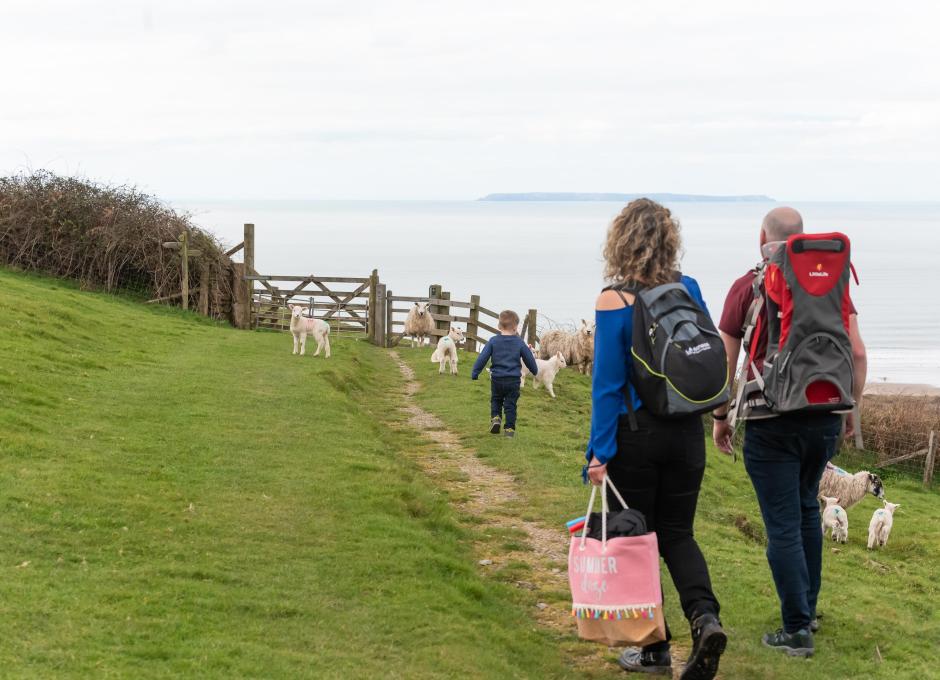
[587,456,607,486]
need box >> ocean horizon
[173,199,940,388]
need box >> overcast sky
[2,1,939,201]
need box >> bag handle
[579,475,629,552]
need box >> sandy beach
[864,382,940,397]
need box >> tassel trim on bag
[570,603,658,620]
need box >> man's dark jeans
[606,410,720,652]
[491,377,521,429]
[743,414,842,633]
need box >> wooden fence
[247,272,378,335]
[224,223,539,352]
[383,284,537,351]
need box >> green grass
[3,267,938,679]
[0,269,595,679]
[397,347,940,679]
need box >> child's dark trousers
[490,377,521,429]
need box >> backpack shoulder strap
[603,281,642,306]
[602,282,642,431]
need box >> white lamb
[817,464,885,510]
[867,501,900,549]
[430,327,465,375]
[404,302,434,347]
[289,305,331,358]
[820,496,848,543]
[520,351,567,398]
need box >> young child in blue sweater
[471,310,539,438]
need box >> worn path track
[386,351,698,679]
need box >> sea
[173,199,940,388]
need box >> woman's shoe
[617,648,672,675]
[680,613,727,680]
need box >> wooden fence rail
[229,226,539,350]
[384,286,537,350]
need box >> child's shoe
[504,428,515,438]
[489,417,501,434]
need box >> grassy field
[0,269,596,679]
[2,267,939,679]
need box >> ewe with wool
[868,501,901,549]
[404,302,434,348]
[818,464,885,510]
[539,320,595,375]
[289,305,331,358]
[820,496,848,543]
[520,351,567,398]
[431,327,465,375]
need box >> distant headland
[478,192,775,203]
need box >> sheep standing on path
[818,464,885,510]
[289,305,331,358]
[520,351,567,398]
[431,327,465,375]
[868,501,901,549]
[404,302,434,348]
[820,496,848,543]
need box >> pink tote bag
[568,475,667,646]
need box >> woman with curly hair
[585,198,727,679]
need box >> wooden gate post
[373,283,386,347]
[385,289,394,348]
[466,294,480,353]
[243,223,255,328]
[428,284,443,338]
[179,231,190,310]
[853,404,865,449]
[441,290,452,336]
[924,430,937,489]
[198,261,210,316]
[231,263,249,329]
[368,269,379,342]
[526,308,538,346]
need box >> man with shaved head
[711,206,867,658]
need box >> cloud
[2,0,939,199]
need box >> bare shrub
[0,171,233,317]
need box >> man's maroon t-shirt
[718,268,857,378]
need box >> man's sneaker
[618,648,672,675]
[680,613,727,680]
[762,628,814,658]
[810,618,819,633]
[489,417,501,434]
[504,428,515,438]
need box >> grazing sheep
[404,302,434,347]
[820,496,848,543]
[818,464,885,510]
[573,319,595,375]
[520,351,567,398]
[538,321,595,375]
[289,305,331,358]
[538,329,571,362]
[867,501,900,549]
[431,327,465,375]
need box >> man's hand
[587,456,607,486]
[845,406,858,438]
[713,419,734,456]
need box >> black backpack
[608,276,729,428]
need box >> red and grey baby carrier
[731,232,857,425]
